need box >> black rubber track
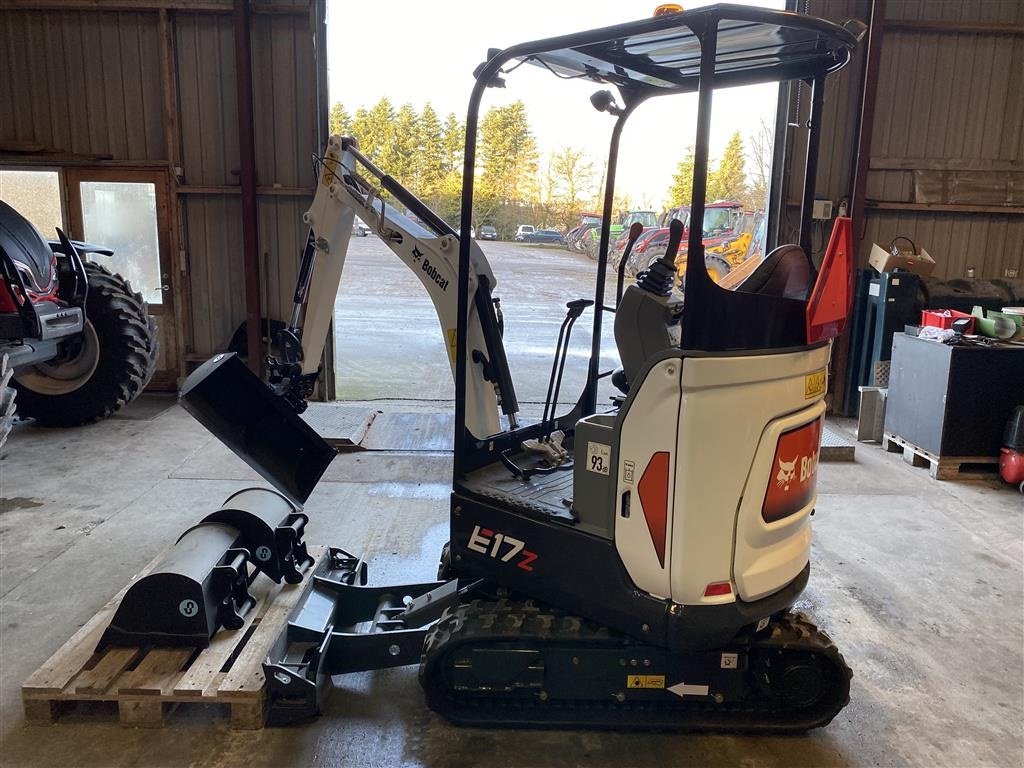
[14,261,158,426]
[420,599,852,732]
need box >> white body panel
[613,357,681,599]
[300,137,501,438]
[613,344,831,608]
[669,344,830,606]
[733,399,824,601]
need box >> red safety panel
[806,216,852,344]
[638,451,670,567]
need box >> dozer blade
[180,352,335,505]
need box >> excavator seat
[611,244,814,396]
[736,243,812,301]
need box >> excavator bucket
[180,352,335,505]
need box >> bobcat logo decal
[776,456,797,491]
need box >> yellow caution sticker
[804,369,826,399]
[626,674,665,689]
[446,328,457,362]
[321,152,341,187]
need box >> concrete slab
[0,405,1021,768]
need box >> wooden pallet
[22,546,326,729]
[882,432,1000,481]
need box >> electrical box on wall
[812,199,833,220]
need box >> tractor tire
[705,254,732,283]
[678,254,732,290]
[638,249,666,277]
[13,262,158,427]
[0,354,15,449]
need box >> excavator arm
[273,135,519,439]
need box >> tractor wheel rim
[15,321,100,395]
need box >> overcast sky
[326,0,785,207]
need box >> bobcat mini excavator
[177,4,861,731]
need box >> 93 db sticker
[586,442,610,475]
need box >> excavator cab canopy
[455,3,858,470]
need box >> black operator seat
[736,243,812,301]
[610,244,813,396]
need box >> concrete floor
[1,403,1021,768]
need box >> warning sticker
[720,653,738,669]
[446,328,457,362]
[586,442,611,475]
[626,675,665,689]
[321,152,341,188]
[804,369,826,399]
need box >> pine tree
[667,146,695,207]
[328,102,351,137]
[416,103,445,198]
[478,101,538,203]
[476,102,538,228]
[350,98,396,165]
[707,130,746,202]
[387,103,419,186]
[441,112,464,175]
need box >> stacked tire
[13,262,158,427]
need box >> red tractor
[0,200,158,447]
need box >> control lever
[615,222,645,307]
[504,298,593,480]
[661,217,685,268]
[637,218,684,297]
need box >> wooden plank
[176,184,314,196]
[884,19,1024,35]
[218,547,326,699]
[902,446,931,469]
[865,201,1024,215]
[22,698,61,726]
[173,590,271,697]
[73,648,140,695]
[118,699,165,728]
[22,551,167,695]
[22,546,326,730]
[117,649,192,696]
[229,700,265,730]
[158,8,181,169]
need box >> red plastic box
[921,309,975,334]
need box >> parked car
[352,218,370,237]
[479,225,498,241]
[456,226,476,239]
[514,224,535,241]
[523,229,566,245]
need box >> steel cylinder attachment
[190,487,314,584]
[97,488,315,650]
[97,522,256,650]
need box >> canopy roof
[515,4,858,98]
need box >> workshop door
[64,168,178,390]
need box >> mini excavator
[117,4,864,732]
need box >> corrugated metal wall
[1,10,166,160]
[0,1,324,374]
[781,0,869,254]
[784,0,1023,279]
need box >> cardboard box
[868,242,936,277]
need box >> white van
[514,225,535,241]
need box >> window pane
[79,181,162,305]
[0,170,63,237]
